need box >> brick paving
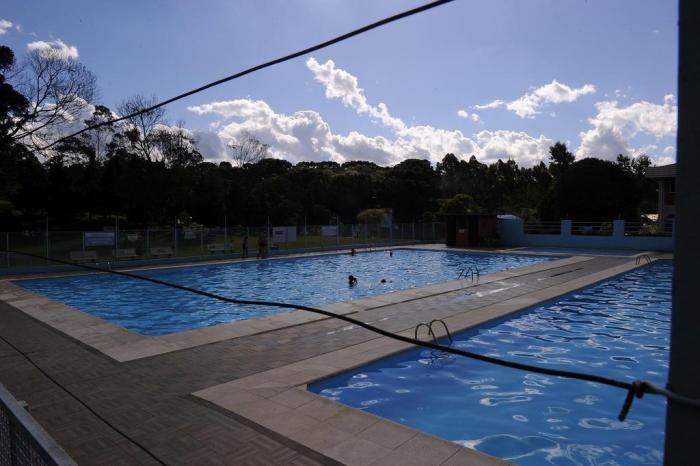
[0,256,629,465]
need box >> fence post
[561,219,572,238]
[6,232,9,267]
[146,227,150,257]
[224,216,228,247]
[613,220,625,240]
[45,216,49,264]
[390,218,393,245]
[200,224,204,254]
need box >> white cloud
[306,58,405,131]
[457,110,480,122]
[0,19,12,35]
[187,58,559,167]
[188,97,551,167]
[474,100,505,110]
[27,39,79,60]
[576,95,677,161]
[476,130,554,166]
[15,24,22,32]
[475,80,595,118]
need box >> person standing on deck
[257,231,268,259]
[242,234,249,258]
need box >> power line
[6,249,696,422]
[35,0,456,153]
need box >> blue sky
[1,0,678,166]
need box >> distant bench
[150,246,173,258]
[69,250,97,263]
[112,248,138,260]
[207,243,232,254]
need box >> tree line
[0,44,656,230]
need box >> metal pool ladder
[414,319,454,346]
[457,265,480,282]
[635,254,652,265]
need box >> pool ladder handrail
[457,265,480,282]
[414,319,454,346]
[635,254,652,265]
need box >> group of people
[240,237,397,288]
[347,249,393,287]
[216,231,268,259]
[348,274,390,287]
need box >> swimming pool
[310,261,671,466]
[16,249,555,336]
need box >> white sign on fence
[321,225,337,237]
[272,226,297,243]
[84,231,115,247]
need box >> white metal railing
[571,221,614,236]
[523,221,561,235]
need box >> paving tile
[322,437,392,465]
[356,419,418,450]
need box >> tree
[549,158,641,220]
[9,46,97,151]
[82,105,114,161]
[228,131,269,167]
[548,142,575,178]
[117,94,166,161]
[437,194,476,216]
[383,159,438,221]
[617,153,652,178]
[0,46,29,148]
[154,121,203,167]
[357,208,385,224]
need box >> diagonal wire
[35,0,456,153]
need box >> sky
[1,0,679,167]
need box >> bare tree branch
[117,94,166,162]
[10,50,96,152]
[227,130,269,167]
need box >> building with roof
[646,163,676,229]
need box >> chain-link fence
[0,222,446,270]
[0,384,76,466]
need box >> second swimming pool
[311,261,671,466]
[16,249,555,336]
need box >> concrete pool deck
[0,246,669,465]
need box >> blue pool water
[310,261,672,466]
[17,249,554,336]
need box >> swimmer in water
[348,274,358,286]
[389,251,393,257]
[380,278,387,284]
[350,248,356,256]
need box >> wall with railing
[0,222,446,274]
[498,218,673,251]
[0,384,76,466]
